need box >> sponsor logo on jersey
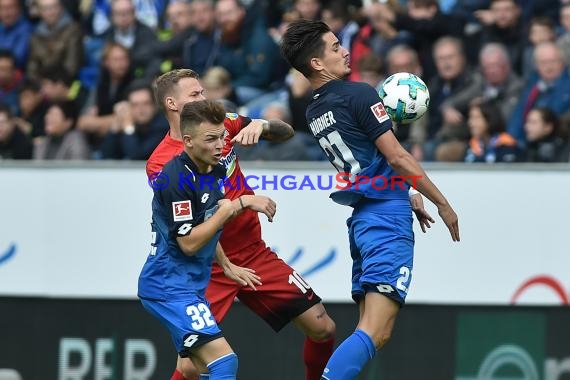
[225,113,239,121]
[371,101,390,123]
[201,193,210,203]
[221,147,237,178]
[172,201,192,222]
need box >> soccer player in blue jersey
[138,100,276,379]
[281,20,460,380]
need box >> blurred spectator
[83,0,166,35]
[385,44,427,160]
[142,0,193,71]
[285,68,314,140]
[441,43,523,133]
[268,7,300,44]
[524,107,569,162]
[0,0,33,69]
[33,100,90,159]
[15,79,48,137]
[521,17,556,81]
[215,0,286,105]
[322,0,359,50]
[378,0,464,79]
[356,52,384,91]
[507,42,570,145]
[425,36,483,161]
[27,0,83,81]
[0,103,33,159]
[464,100,521,163]
[349,0,412,82]
[100,81,168,159]
[474,0,525,74]
[78,42,135,155]
[179,0,217,76]
[102,0,159,78]
[0,50,23,114]
[556,3,570,69]
[293,0,321,21]
[202,66,238,107]
[166,0,191,35]
[39,66,90,111]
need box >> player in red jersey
[147,69,336,380]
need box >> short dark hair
[126,79,153,98]
[180,99,226,136]
[39,66,74,87]
[470,100,505,136]
[49,100,79,128]
[0,103,12,118]
[0,49,15,65]
[280,19,331,78]
[153,69,199,111]
[18,78,42,94]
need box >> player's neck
[167,113,183,141]
[185,151,212,174]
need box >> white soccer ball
[378,72,430,124]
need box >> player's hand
[410,193,435,233]
[438,203,460,242]
[218,199,237,219]
[230,119,267,146]
[222,262,262,290]
[242,195,276,222]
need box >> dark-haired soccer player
[281,20,460,379]
[138,100,277,379]
[147,69,337,380]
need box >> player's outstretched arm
[215,242,262,290]
[176,199,241,256]
[230,119,294,146]
[239,195,277,222]
[374,130,460,242]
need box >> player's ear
[183,134,193,148]
[165,96,177,112]
[310,57,323,72]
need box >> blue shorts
[140,295,223,357]
[348,198,414,305]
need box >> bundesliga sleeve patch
[225,112,239,120]
[370,102,390,124]
[172,200,193,222]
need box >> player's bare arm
[175,199,240,255]
[230,119,294,146]
[374,130,460,242]
[239,194,277,223]
[214,242,262,290]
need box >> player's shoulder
[161,152,185,175]
[341,80,378,97]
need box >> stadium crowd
[1,0,570,163]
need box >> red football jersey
[146,114,262,257]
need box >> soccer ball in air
[378,72,430,124]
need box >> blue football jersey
[306,80,410,206]
[138,152,226,301]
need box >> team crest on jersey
[172,200,192,222]
[370,102,390,124]
[225,113,239,121]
